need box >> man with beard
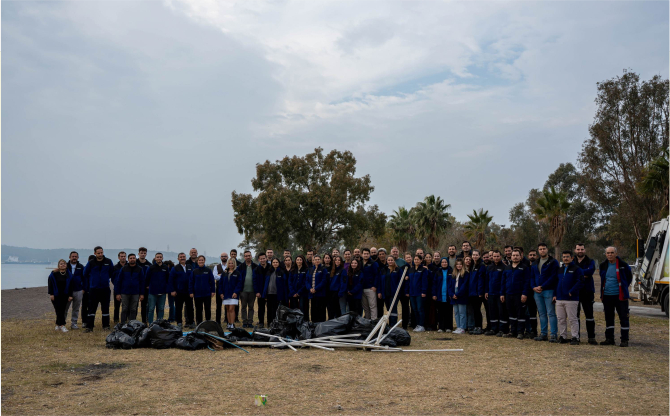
[573,243,597,345]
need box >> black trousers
[194,296,211,324]
[525,293,538,335]
[112,289,121,322]
[310,296,326,322]
[348,297,362,316]
[603,295,629,341]
[506,294,526,335]
[52,295,69,326]
[216,294,224,324]
[257,297,267,325]
[399,295,410,329]
[140,287,150,323]
[435,301,453,331]
[482,296,491,329]
[577,290,596,339]
[87,288,111,329]
[327,290,341,319]
[299,296,309,322]
[425,296,436,330]
[81,291,89,326]
[266,295,279,324]
[488,295,508,333]
[468,296,483,328]
[175,293,194,326]
[376,295,385,320]
[289,296,300,309]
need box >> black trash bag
[267,305,304,338]
[351,315,377,336]
[379,337,397,348]
[148,322,182,349]
[105,330,135,349]
[252,327,279,342]
[120,320,147,337]
[313,313,356,338]
[136,328,151,348]
[297,322,315,340]
[175,333,207,350]
[193,320,226,337]
[227,327,252,341]
[385,327,411,346]
[151,319,174,329]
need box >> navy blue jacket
[189,266,215,298]
[68,261,85,292]
[145,262,170,295]
[289,267,308,297]
[469,261,486,297]
[448,272,469,305]
[376,267,403,300]
[218,270,243,299]
[236,262,258,292]
[168,263,192,294]
[573,255,596,293]
[263,267,290,302]
[361,260,379,289]
[432,267,451,303]
[407,267,429,297]
[529,256,559,291]
[346,270,363,299]
[83,257,115,291]
[555,263,584,301]
[486,262,505,296]
[305,265,327,298]
[599,257,632,300]
[254,263,271,295]
[329,266,346,294]
[48,270,73,297]
[501,263,530,296]
[115,264,146,295]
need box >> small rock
[335,405,344,411]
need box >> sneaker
[558,337,569,344]
[444,329,452,333]
[548,336,558,343]
[71,324,79,330]
[496,332,504,337]
[570,338,580,345]
[600,339,616,346]
[475,327,483,335]
[453,328,463,334]
[588,338,598,345]
[534,335,548,341]
[413,326,425,332]
[84,328,93,333]
[437,329,443,333]
[55,325,60,331]
[517,334,524,340]
[60,326,69,333]
[619,340,628,347]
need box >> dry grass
[1,312,668,415]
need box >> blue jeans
[410,296,425,327]
[167,293,175,322]
[147,294,166,324]
[339,296,348,315]
[534,290,557,337]
[453,304,467,329]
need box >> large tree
[231,148,386,254]
[411,195,452,250]
[638,148,669,219]
[533,187,572,259]
[579,70,669,241]
[387,206,415,253]
[464,209,496,251]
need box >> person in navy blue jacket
[114,254,145,323]
[467,252,486,335]
[254,253,272,327]
[485,251,508,336]
[500,249,531,339]
[264,258,290,324]
[112,252,127,324]
[292,255,310,321]
[189,255,215,324]
[448,258,469,334]
[407,254,429,332]
[530,243,560,342]
[432,257,453,333]
[83,246,115,332]
[553,251,584,345]
[219,258,243,330]
[346,259,364,316]
[48,260,74,332]
[599,247,633,347]
[169,253,195,329]
[306,255,327,322]
[360,248,379,320]
[327,256,345,319]
[376,256,403,326]
[573,243,597,344]
[65,251,86,330]
[144,253,170,324]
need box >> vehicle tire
[664,291,669,318]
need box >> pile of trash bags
[106,319,222,350]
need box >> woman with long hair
[293,255,309,320]
[467,250,485,335]
[449,258,470,334]
[408,254,428,332]
[263,258,290,324]
[219,258,242,330]
[327,255,345,318]
[48,259,74,332]
[432,257,453,333]
[189,255,215,324]
[306,254,327,322]
[423,252,437,331]
[346,258,363,316]
[377,255,403,326]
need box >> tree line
[232,70,668,261]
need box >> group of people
[48,241,632,346]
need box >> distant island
[1,245,219,264]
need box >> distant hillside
[1,245,218,264]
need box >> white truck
[633,217,670,317]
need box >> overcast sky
[2,1,668,255]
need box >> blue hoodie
[555,263,584,301]
[189,266,215,298]
[432,259,451,303]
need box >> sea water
[1,263,58,289]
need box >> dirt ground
[1,306,668,415]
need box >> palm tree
[464,209,496,250]
[638,148,669,219]
[387,207,414,253]
[412,195,452,250]
[533,187,572,258]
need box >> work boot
[502,333,514,338]
[534,334,548,341]
[484,330,496,336]
[558,337,568,344]
[570,338,580,345]
[600,339,616,346]
[524,332,534,339]
[517,334,524,340]
[496,331,504,337]
[619,340,629,347]
[548,335,558,343]
[84,328,93,333]
[588,338,598,345]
